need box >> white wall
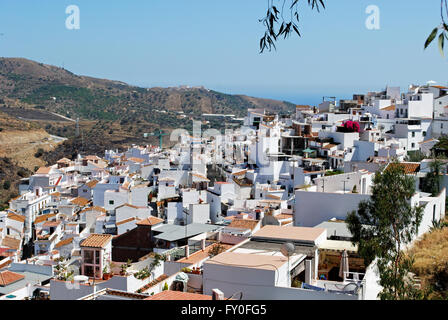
[294,190,370,227]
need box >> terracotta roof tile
[0,271,25,286]
[136,216,164,226]
[85,180,99,188]
[116,217,136,226]
[386,162,420,174]
[145,290,212,300]
[1,236,21,251]
[80,234,113,248]
[381,105,396,111]
[34,213,57,224]
[36,167,51,174]
[78,206,107,214]
[55,238,74,248]
[7,212,26,223]
[228,218,259,231]
[42,220,61,228]
[70,197,90,207]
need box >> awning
[318,240,357,253]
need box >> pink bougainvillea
[342,121,360,133]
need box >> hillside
[0,111,62,208]
[0,57,295,124]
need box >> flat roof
[0,271,52,295]
[205,251,289,271]
[153,223,220,242]
[252,225,326,244]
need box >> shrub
[34,148,44,158]
[3,181,11,190]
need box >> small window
[412,132,415,138]
[411,143,415,148]
[423,131,427,137]
[109,200,114,205]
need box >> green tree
[421,159,444,196]
[260,1,448,56]
[346,163,424,300]
[424,0,448,56]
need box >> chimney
[185,245,190,258]
[212,289,224,300]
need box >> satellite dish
[343,282,359,293]
[280,242,295,258]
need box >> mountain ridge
[0,57,296,124]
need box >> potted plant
[119,259,132,276]
[103,264,112,280]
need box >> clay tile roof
[322,144,337,150]
[116,217,136,226]
[116,203,141,210]
[144,290,212,300]
[85,180,99,188]
[275,213,293,220]
[50,192,61,197]
[386,162,420,174]
[136,216,164,226]
[128,157,144,163]
[431,85,448,89]
[232,169,247,176]
[36,166,51,174]
[228,218,259,231]
[80,234,113,248]
[191,173,210,182]
[70,197,90,207]
[382,105,396,111]
[55,238,74,248]
[57,158,71,163]
[1,236,21,250]
[42,220,61,228]
[79,206,107,214]
[0,271,25,286]
[7,212,26,223]
[34,213,56,224]
[85,155,101,161]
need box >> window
[412,132,415,138]
[423,131,427,137]
[411,143,415,148]
[84,250,94,264]
[442,123,444,129]
[109,200,114,205]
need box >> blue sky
[0,0,446,105]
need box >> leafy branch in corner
[425,0,448,57]
[259,0,325,53]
